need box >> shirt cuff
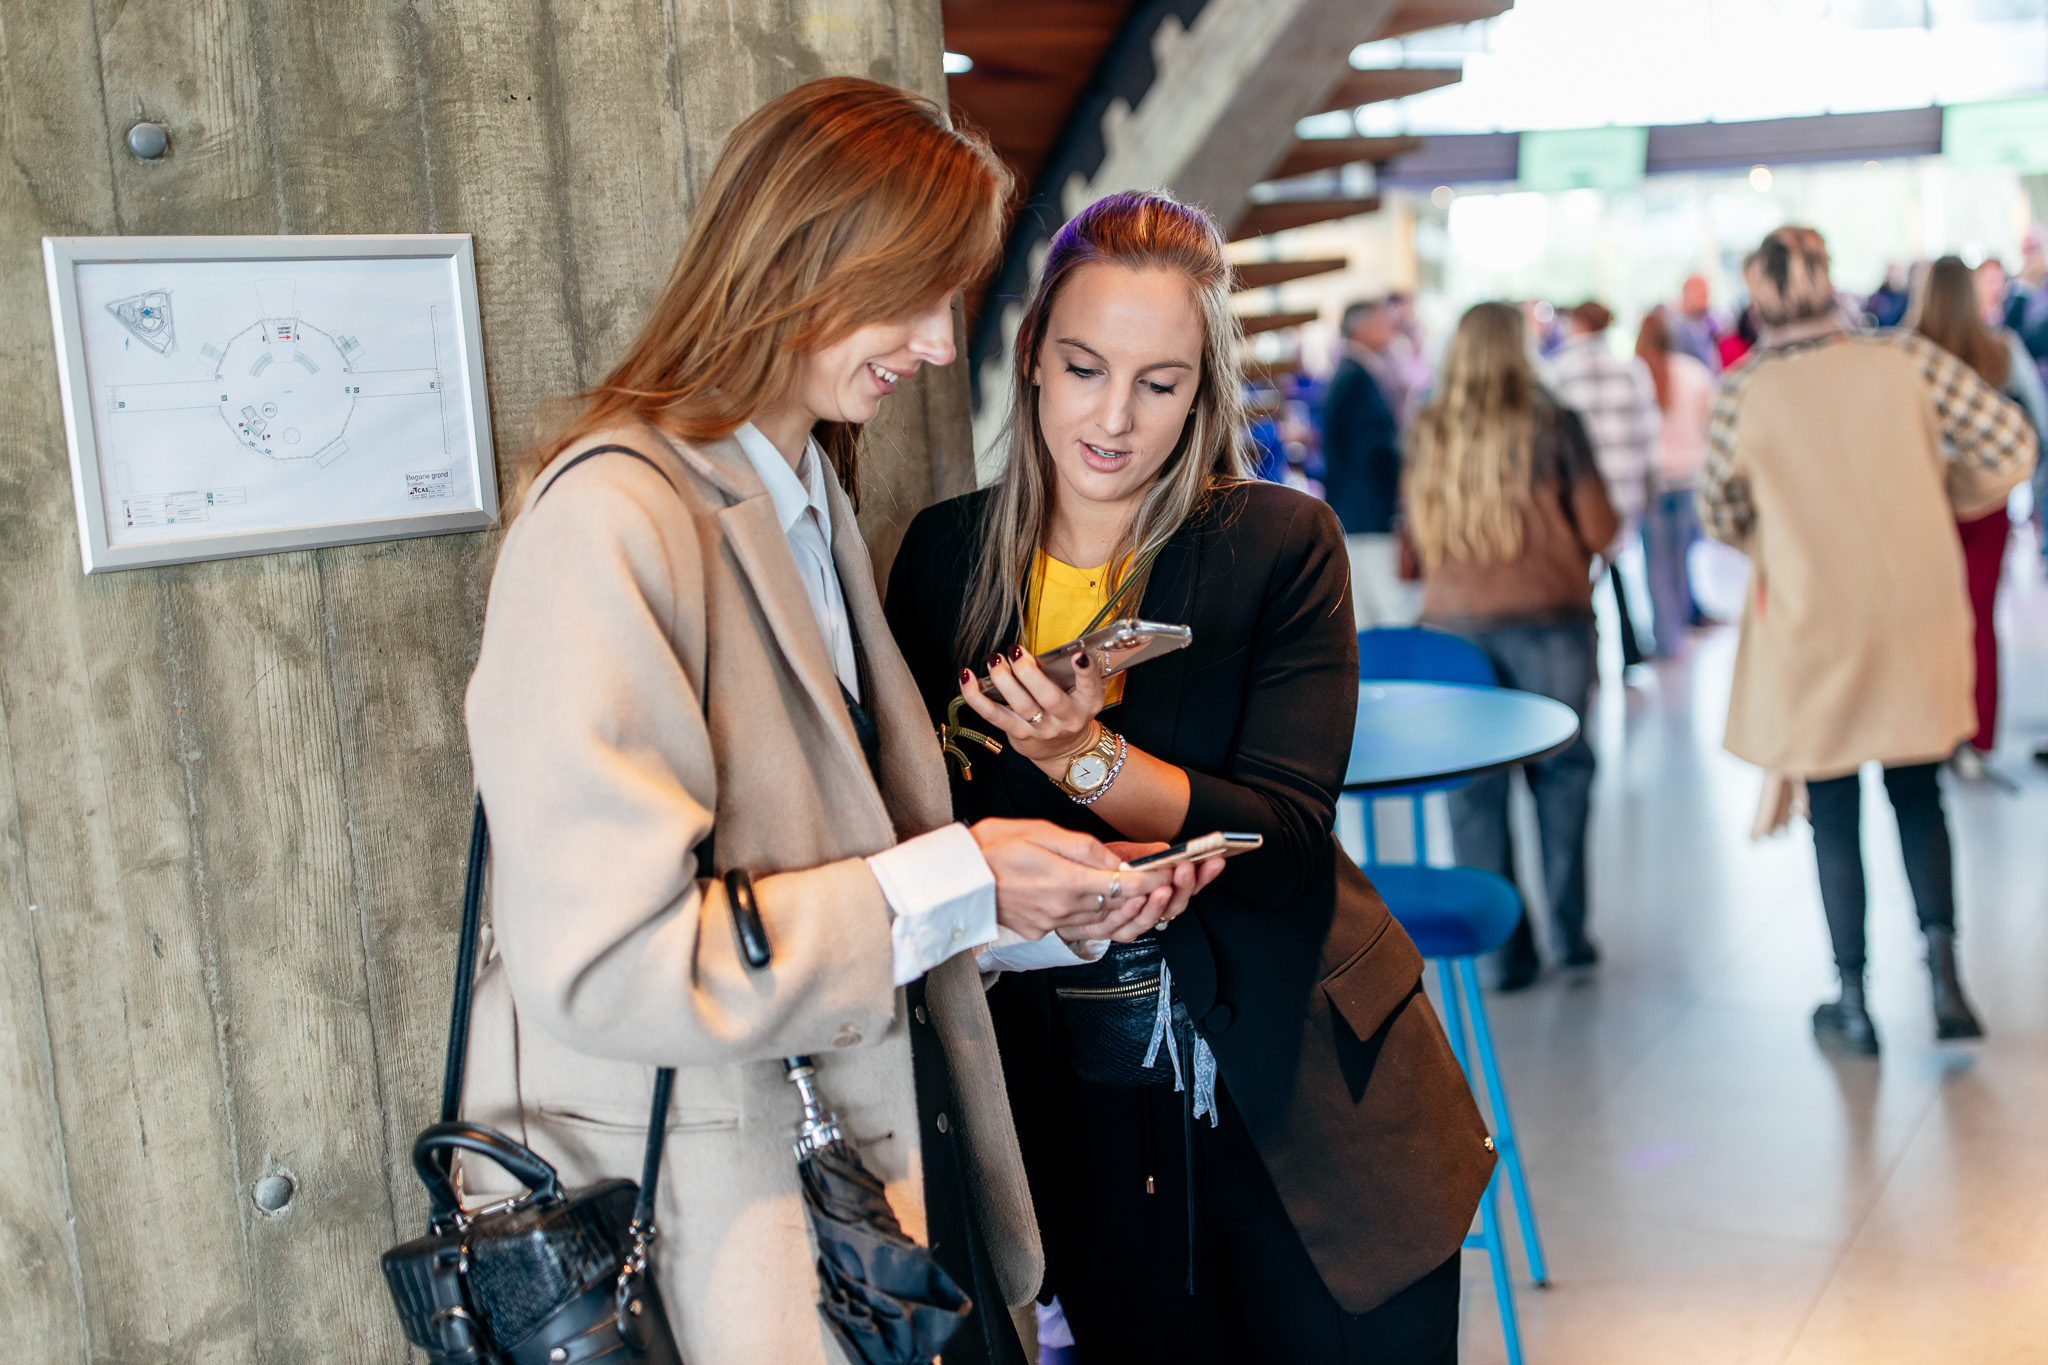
[977,928,1110,974]
[868,823,998,987]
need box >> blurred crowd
[1265,223,2048,695]
[1264,223,2044,1023]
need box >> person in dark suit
[1322,299,1408,627]
[885,189,1492,1365]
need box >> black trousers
[1805,761,1955,976]
[906,979,1029,1365]
[1050,1072,1461,1365]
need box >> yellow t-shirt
[1024,551,1127,706]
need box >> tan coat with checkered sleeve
[1697,329,2036,779]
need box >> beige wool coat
[461,425,1040,1363]
[1698,330,2036,779]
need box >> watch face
[1069,753,1110,791]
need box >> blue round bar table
[1344,681,1580,792]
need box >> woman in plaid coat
[1698,227,2036,1057]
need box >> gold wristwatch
[1055,724,1127,804]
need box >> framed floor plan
[43,234,498,573]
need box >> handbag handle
[414,1121,564,1225]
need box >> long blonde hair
[954,190,1250,666]
[1403,301,1542,569]
[526,77,1011,509]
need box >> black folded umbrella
[784,1056,971,1365]
[727,869,970,1363]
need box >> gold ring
[1027,710,1044,725]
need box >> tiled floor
[1444,529,2048,1365]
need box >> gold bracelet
[1050,720,1103,764]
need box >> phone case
[980,618,1193,701]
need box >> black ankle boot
[1926,928,1985,1040]
[1813,974,1880,1056]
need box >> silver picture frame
[42,233,499,573]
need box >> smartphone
[979,618,1194,702]
[1119,831,1262,872]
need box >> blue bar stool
[1352,628,1550,1365]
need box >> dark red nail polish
[1075,652,1091,669]
[1010,644,1027,661]
[959,668,973,685]
[985,653,1003,670]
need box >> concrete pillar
[0,3,963,1360]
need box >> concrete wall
[0,2,969,1359]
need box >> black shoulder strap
[534,442,675,501]
[439,443,676,1210]
[438,796,490,1127]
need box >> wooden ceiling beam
[1308,67,1461,115]
[1231,257,1349,291]
[1234,309,1322,336]
[1229,197,1381,241]
[1243,358,1305,385]
[1375,0,1511,42]
[1268,135,1424,179]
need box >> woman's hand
[957,645,1106,766]
[1047,843,1230,944]
[970,818,1172,941]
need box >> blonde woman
[1404,301,1620,990]
[462,81,1208,1365]
[887,191,1491,1364]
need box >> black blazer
[885,480,1493,1313]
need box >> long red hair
[525,77,1012,507]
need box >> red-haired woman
[463,79,1208,1364]
[887,190,1492,1364]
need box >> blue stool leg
[1438,959,1524,1361]
[1477,1167,1525,1365]
[1456,956,1549,1286]
[1436,957,1469,1070]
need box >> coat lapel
[667,432,885,822]
[826,476,956,838]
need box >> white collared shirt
[731,423,1094,980]
[731,423,861,700]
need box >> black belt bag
[1051,936,1196,1088]
[379,798,683,1365]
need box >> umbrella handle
[784,1055,843,1159]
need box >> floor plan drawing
[55,245,490,567]
[108,276,447,470]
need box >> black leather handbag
[381,799,685,1364]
